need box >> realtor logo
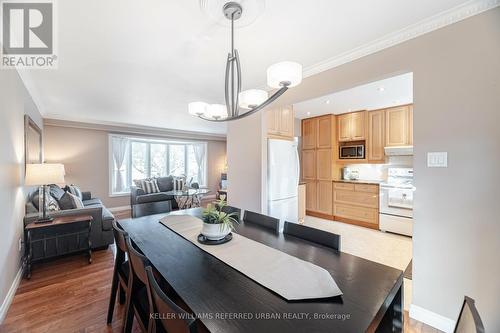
[1,0,57,68]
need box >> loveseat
[130,176,178,218]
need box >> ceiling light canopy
[189,1,303,122]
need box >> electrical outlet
[18,238,22,252]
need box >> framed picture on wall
[24,115,43,166]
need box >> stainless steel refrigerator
[267,138,300,227]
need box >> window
[109,135,207,195]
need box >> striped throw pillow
[66,184,83,199]
[137,178,160,194]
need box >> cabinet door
[305,181,317,211]
[317,181,333,215]
[350,111,366,140]
[408,105,413,145]
[385,106,409,146]
[267,108,280,135]
[317,115,332,148]
[279,106,294,138]
[337,114,351,142]
[302,118,317,149]
[301,150,316,180]
[367,110,385,162]
[316,149,332,180]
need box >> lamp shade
[239,89,268,109]
[267,61,303,88]
[25,163,65,186]
[206,104,228,120]
[188,102,209,116]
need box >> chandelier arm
[230,14,236,116]
[224,53,232,117]
[198,85,289,122]
[234,49,242,116]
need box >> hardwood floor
[0,211,440,333]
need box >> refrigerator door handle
[294,146,300,187]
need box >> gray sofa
[130,176,178,218]
[25,187,115,254]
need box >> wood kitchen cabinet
[367,110,385,162]
[301,150,316,180]
[385,105,412,146]
[267,105,294,140]
[302,117,317,149]
[316,181,333,215]
[317,115,333,148]
[338,111,366,142]
[333,181,379,229]
[316,149,332,180]
[305,181,317,211]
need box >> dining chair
[243,210,279,232]
[145,266,198,333]
[124,237,154,333]
[453,296,485,333]
[283,221,341,251]
[107,220,130,324]
[217,204,242,221]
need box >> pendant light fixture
[189,1,302,122]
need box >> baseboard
[108,205,131,213]
[409,304,456,333]
[0,267,23,324]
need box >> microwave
[339,144,365,159]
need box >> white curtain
[112,137,129,192]
[192,144,206,185]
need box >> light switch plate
[427,152,448,167]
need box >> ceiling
[21,0,484,134]
[294,73,413,119]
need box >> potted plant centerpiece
[201,200,238,241]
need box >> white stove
[379,168,414,236]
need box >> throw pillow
[67,192,85,209]
[49,184,66,201]
[32,187,60,211]
[66,184,83,199]
[156,176,174,192]
[58,192,78,210]
[136,178,160,194]
[173,177,186,191]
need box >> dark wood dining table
[119,208,403,333]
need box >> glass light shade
[188,102,209,116]
[238,89,268,109]
[25,163,65,186]
[267,61,303,88]
[206,104,228,120]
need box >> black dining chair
[453,296,485,333]
[124,237,154,333]
[145,266,199,333]
[107,220,130,324]
[243,210,279,232]
[283,221,341,251]
[216,204,242,221]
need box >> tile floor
[303,215,413,311]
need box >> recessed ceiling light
[378,87,385,92]
[325,100,330,104]
[307,112,311,116]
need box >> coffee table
[165,189,211,209]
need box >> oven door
[379,185,413,218]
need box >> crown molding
[302,0,500,78]
[44,117,227,141]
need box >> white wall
[0,70,43,322]
[227,111,267,213]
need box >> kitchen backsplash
[344,156,413,181]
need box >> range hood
[384,146,413,156]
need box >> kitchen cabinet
[317,115,333,148]
[385,105,411,146]
[367,110,385,162]
[337,111,366,142]
[302,118,317,149]
[408,105,413,145]
[317,181,333,215]
[305,181,317,211]
[267,105,294,140]
[301,150,316,180]
[316,149,332,180]
[333,182,379,228]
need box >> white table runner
[160,215,342,301]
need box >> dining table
[118,208,403,333]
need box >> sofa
[25,185,115,258]
[130,176,178,218]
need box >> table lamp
[25,163,65,223]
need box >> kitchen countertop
[333,179,382,185]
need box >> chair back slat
[243,210,279,232]
[125,237,150,285]
[146,266,197,333]
[112,220,128,254]
[284,222,341,251]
